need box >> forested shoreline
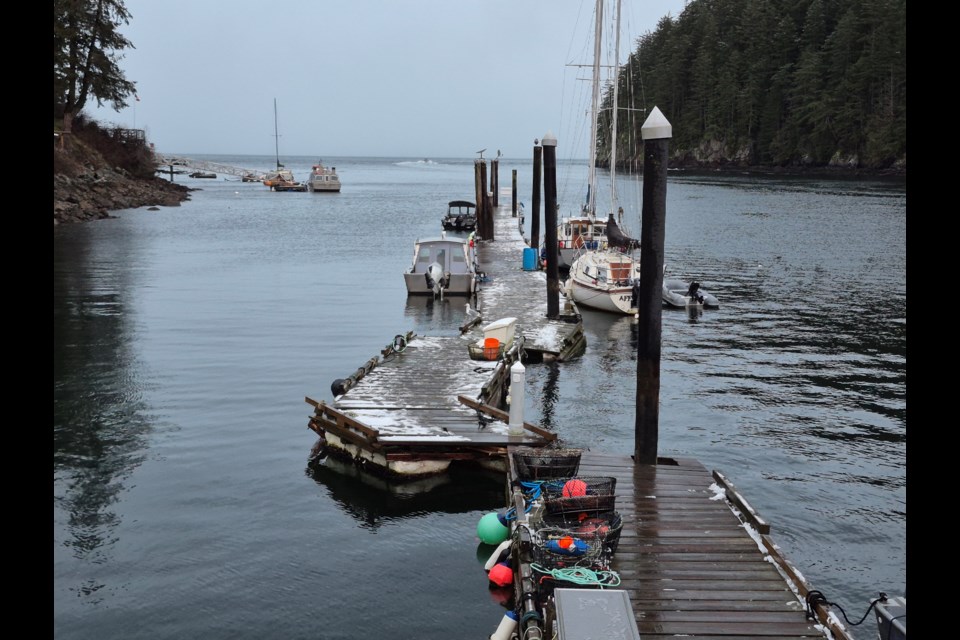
[596,0,905,174]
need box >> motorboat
[441,200,477,232]
[403,235,479,298]
[189,171,216,179]
[306,161,341,193]
[662,278,719,308]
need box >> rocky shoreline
[54,163,193,226]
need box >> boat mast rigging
[585,0,604,221]
[273,97,282,171]
[609,0,622,217]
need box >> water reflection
[54,227,153,564]
[403,295,468,336]
[305,455,504,530]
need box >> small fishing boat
[306,161,341,193]
[189,171,217,179]
[403,235,479,297]
[441,200,477,232]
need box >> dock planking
[307,196,584,460]
[514,451,852,639]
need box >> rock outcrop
[53,137,192,226]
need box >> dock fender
[331,378,349,396]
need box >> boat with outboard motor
[403,234,479,298]
[441,200,477,232]
[662,277,719,308]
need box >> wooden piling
[474,160,485,238]
[542,133,559,318]
[491,158,499,208]
[511,170,518,217]
[531,144,542,253]
[635,108,671,465]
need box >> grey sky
[87,0,687,159]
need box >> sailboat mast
[586,0,603,219]
[273,98,280,171]
[609,0,622,214]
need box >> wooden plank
[457,394,557,440]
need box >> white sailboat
[565,0,642,316]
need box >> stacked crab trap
[510,448,624,598]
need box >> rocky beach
[53,133,192,226]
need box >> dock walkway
[305,194,585,472]
[508,450,851,639]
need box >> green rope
[530,563,621,587]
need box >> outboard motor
[426,262,445,297]
[687,281,705,304]
[631,280,641,308]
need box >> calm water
[54,155,906,639]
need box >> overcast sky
[86,0,688,159]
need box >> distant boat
[189,171,217,179]
[441,200,476,232]
[263,98,300,189]
[306,161,341,193]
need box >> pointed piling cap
[541,130,557,147]
[641,106,672,140]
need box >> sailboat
[262,98,305,191]
[565,0,642,315]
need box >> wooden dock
[305,192,585,476]
[506,450,854,640]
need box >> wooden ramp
[509,451,852,639]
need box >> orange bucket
[483,337,500,360]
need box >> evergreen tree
[54,0,136,133]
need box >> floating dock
[502,450,855,639]
[305,190,584,477]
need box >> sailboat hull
[566,249,640,315]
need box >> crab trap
[512,447,582,481]
[540,476,617,516]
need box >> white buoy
[484,538,513,571]
[508,362,525,436]
[489,610,518,640]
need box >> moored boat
[566,248,641,315]
[441,200,477,232]
[403,235,479,297]
[662,277,719,308]
[306,161,341,193]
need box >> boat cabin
[403,236,478,296]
